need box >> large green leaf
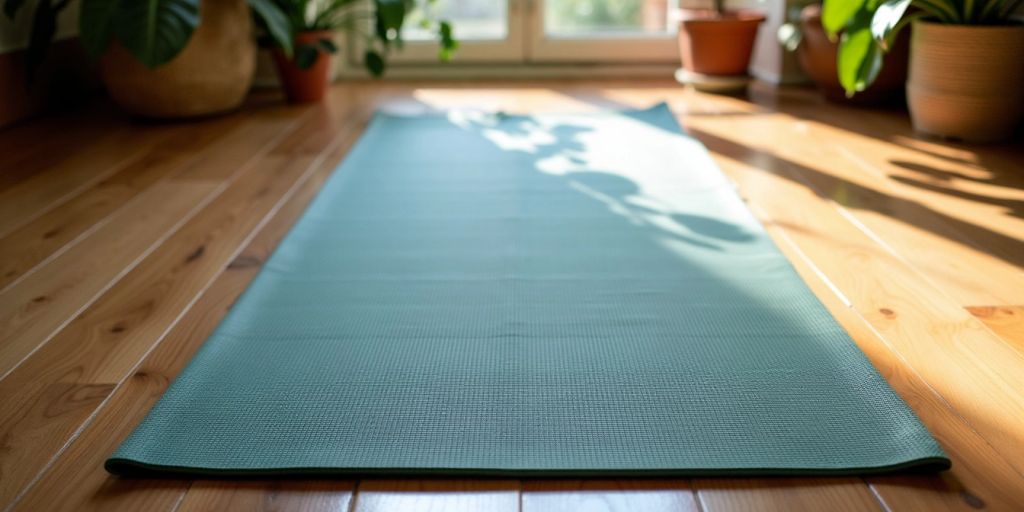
[248,0,292,56]
[822,0,867,36]
[25,0,58,78]
[294,43,319,69]
[79,0,121,56]
[437,19,457,60]
[375,0,407,45]
[112,0,200,69]
[3,0,27,18]
[364,49,384,76]
[914,0,962,22]
[837,8,883,96]
[871,0,911,47]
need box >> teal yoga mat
[107,104,949,477]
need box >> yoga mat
[107,104,949,477]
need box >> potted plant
[4,0,294,118]
[4,0,456,117]
[822,0,1024,142]
[262,0,457,103]
[778,2,909,103]
[676,0,766,91]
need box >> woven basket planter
[907,21,1024,142]
[99,0,256,119]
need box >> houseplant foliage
[777,2,908,103]
[4,0,455,75]
[822,0,1024,141]
[822,0,1023,95]
[4,0,456,114]
[3,0,293,72]
[676,0,766,92]
[260,0,457,102]
[261,0,458,78]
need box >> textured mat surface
[107,104,949,476]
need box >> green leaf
[1000,0,1024,19]
[25,0,58,79]
[870,0,910,48]
[318,38,338,53]
[79,0,121,56]
[914,0,962,22]
[4,0,27,18]
[822,0,866,36]
[112,0,200,69]
[978,0,1003,21]
[837,8,883,96]
[248,0,292,56]
[294,43,319,69]
[375,0,406,43]
[364,49,385,76]
[437,19,457,60]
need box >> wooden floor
[1,79,1022,511]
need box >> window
[382,0,680,66]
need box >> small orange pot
[272,31,334,103]
[678,9,766,76]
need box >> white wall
[0,0,80,53]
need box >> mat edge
[105,456,952,478]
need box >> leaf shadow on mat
[485,116,753,252]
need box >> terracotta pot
[99,0,255,118]
[907,21,1024,142]
[797,4,909,104]
[272,31,334,103]
[678,9,766,76]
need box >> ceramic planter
[907,20,1024,142]
[99,0,256,118]
[272,31,335,103]
[797,4,909,104]
[678,9,766,76]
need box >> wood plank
[870,474,991,512]
[6,115,360,512]
[177,481,356,512]
[0,122,186,238]
[967,306,1024,352]
[522,480,699,512]
[0,153,321,510]
[680,121,1024,473]
[705,152,1024,510]
[694,478,883,512]
[0,114,290,380]
[0,112,248,291]
[0,179,216,377]
[704,87,1024,306]
[0,106,127,191]
[756,197,1024,511]
[0,152,312,507]
[353,480,520,512]
[0,149,194,290]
